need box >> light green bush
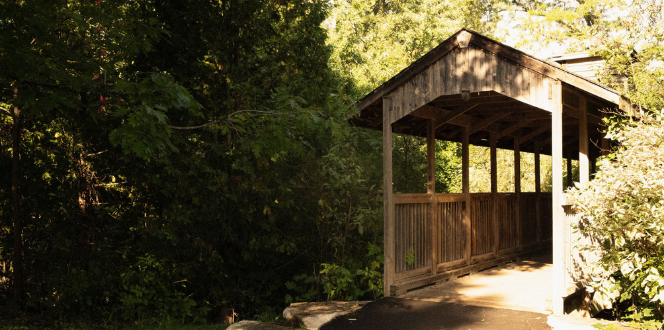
[569,111,664,329]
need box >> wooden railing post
[551,80,565,315]
[490,132,499,255]
[534,141,542,245]
[427,120,437,275]
[383,96,395,296]
[514,136,521,249]
[462,127,471,264]
[579,96,589,183]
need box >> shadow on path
[321,297,551,330]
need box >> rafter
[519,125,550,144]
[434,102,480,129]
[469,112,511,134]
[496,119,535,140]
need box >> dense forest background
[0,0,662,325]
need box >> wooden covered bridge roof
[351,28,631,158]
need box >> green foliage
[325,0,510,99]
[569,112,664,328]
[119,254,203,322]
[286,243,383,303]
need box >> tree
[325,0,510,99]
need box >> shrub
[569,111,664,329]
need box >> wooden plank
[436,194,467,203]
[551,80,565,315]
[469,112,511,134]
[394,193,433,204]
[394,265,432,281]
[436,258,467,271]
[579,96,589,183]
[383,96,396,296]
[427,120,437,275]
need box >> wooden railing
[390,192,553,294]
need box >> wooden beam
[579,96,589,183]
[383,97,395,296]
[434,102,480,129]
[409,104,473,127]
[496,119,535,140]
[551,80,565,315]
[427,120,437,276]
[469,112,511,134]
[534,141,542,243]
[514,136,522,249]
[519,125,550,144]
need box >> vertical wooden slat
[579,96,589,183]
[383,97,395,295]
[552,80,565,315]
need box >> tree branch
[169,120,221,130]
[0,106,10,114]
[168,110,286,130]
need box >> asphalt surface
[320,297,551,330]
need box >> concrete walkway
[401,254,553,314]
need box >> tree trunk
[11,86,23,304]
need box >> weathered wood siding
[386,46,558,124]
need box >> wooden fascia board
[465,32,623,107]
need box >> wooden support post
[383,97,395,296]
[534,141,542,244]
[579,96,589,184]
[427,120,437,275]
[514,137,521,249]
[490,132,499,255]
[551,80,565,315]
[462,127,471,264]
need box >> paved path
[402,255,553,314]
[320,297,551,330]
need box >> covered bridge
[351,28,632,314]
